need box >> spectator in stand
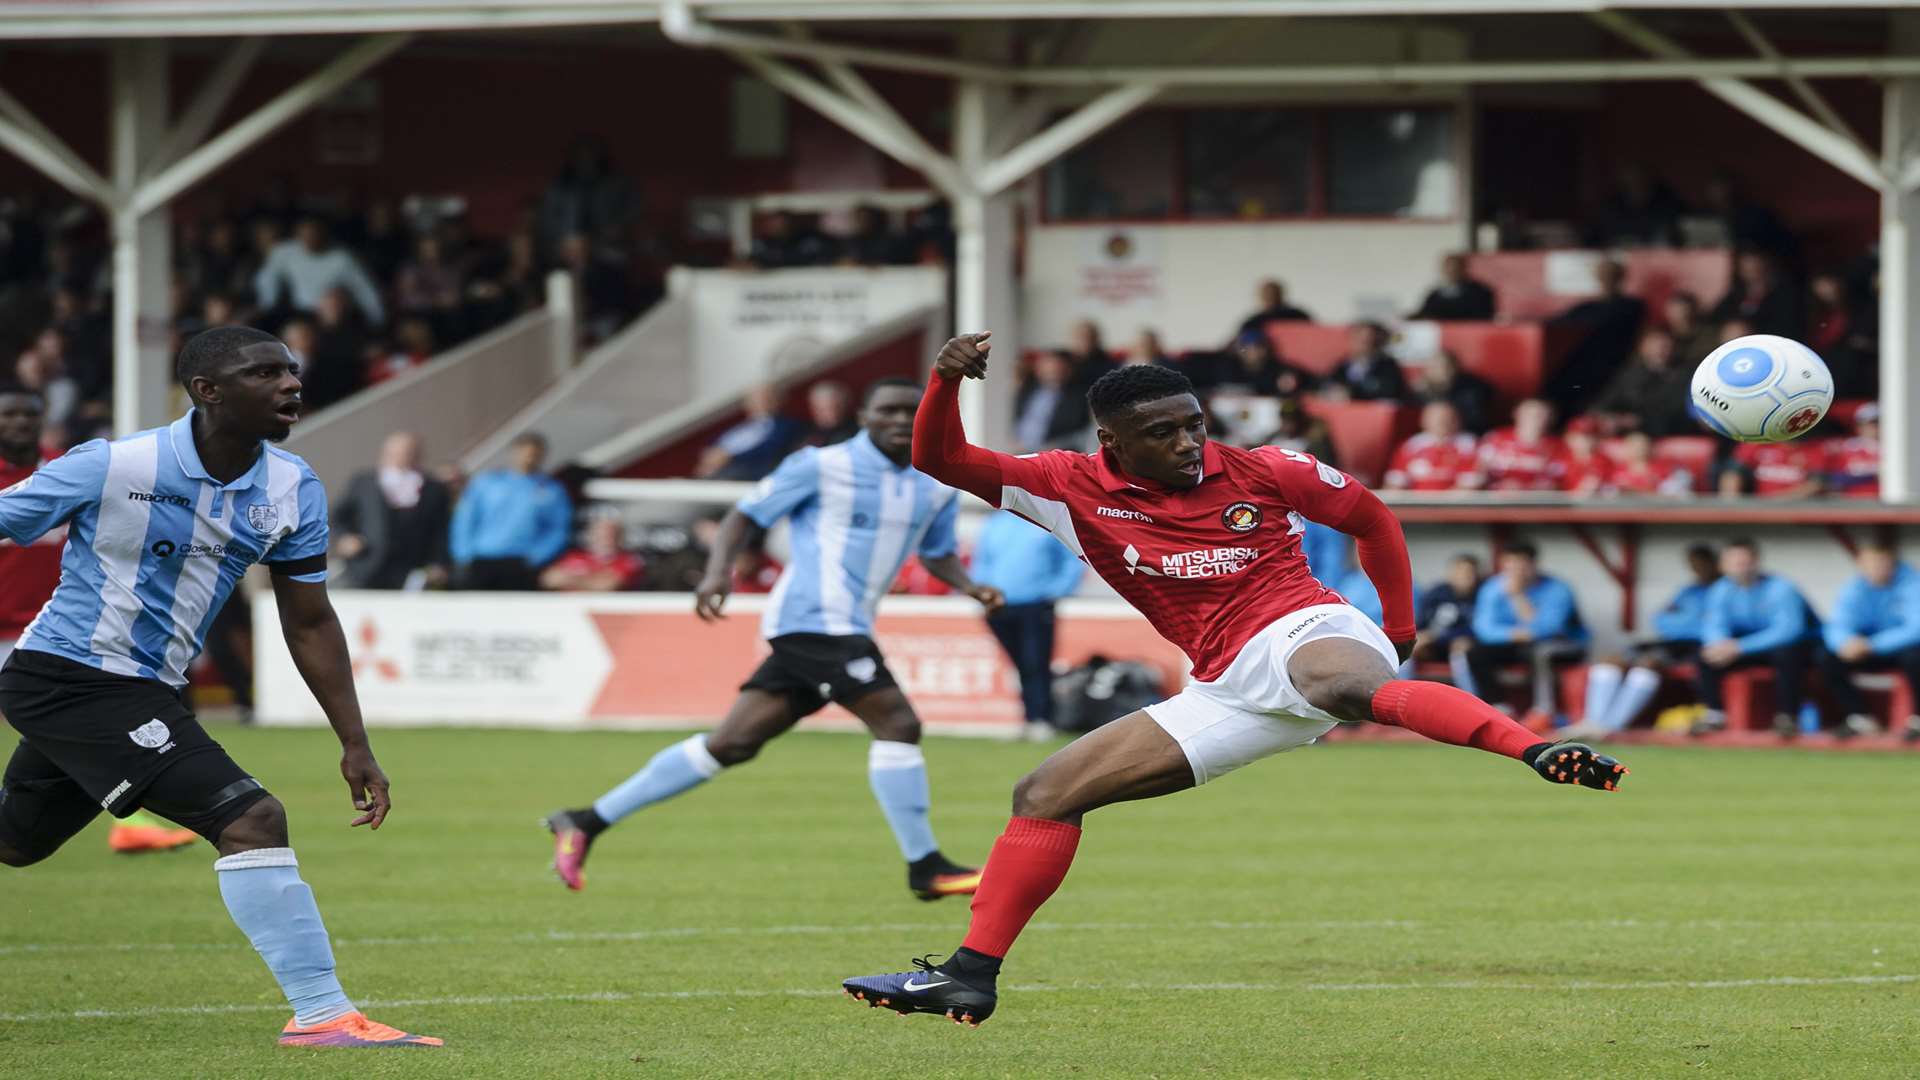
[1612,431,1696,496]
[356,200,410,283]
[1545,259,1645,416]
[450,432,572,591]
[1664,291,1719,368]
[1259,398,1337,466]
[371,317,436,386]
[1721,433,1827,499]
[798,381,859,448]
[1588,328,1695,437]
[14,330,76,429]
[1234,278,1313,339]
[1588,163,1685,248]
[838,205,901,267]
[696,383,801,481]
[254,216,385,325]
[1809,270,1879,397]
[1570,544,1719,737]
[395,234,467,342]
[541,515,646,592]
[1829,404,1880,499]
[1478,398,1570,491]
[301,288,370,411]
[1560,419,1614,495]
[184,218,250,300]
[748,210,835,269]
[970,510,1086,739]
[1199,331,1317,398]
[1463,540,1588,728]
[1128,328,1179,370]
[467,229,545,331]
[1323,322,1407,402]
[1819,540,1920,741]
[1385,401,1481,491]
[1058,319,1117,388]
[1013,352,1092,453]
[0,385,59,669]
[537,136,637,261]
[1692,538,1818,737]
[1411,553,1483,664]
[1713,251,1805,340]
[331,431,453,589]
[1408,349,1494,434]
[1409,253,1496,321]
[1702,172,1797,260]
[558,232,632,344]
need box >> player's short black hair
[1724,536,1760,555]
[861,376,922,406]
[1501,540,1539,561]
[1860,537,1898,555]
[1086,364,1194,423]
[175,325,281,389]
[1685,543,1718,562]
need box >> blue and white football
[1688,334,1834,443]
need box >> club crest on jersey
[1221,502,1262,533]
[246,503,279,533]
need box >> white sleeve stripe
[1000,484,1085,561]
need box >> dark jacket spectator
[1409,350,1495,434]
[537,137,637,260]
[558,232,632,342]
[1326,323,1406,402]
[1058,319,1117,389]
[1546,259,1646,415]
[332,431,453,589]
[1410,255,1497,321]
[1588,165,1685,248]
[1235,278,1313,339]
[1808,271,1878,397]
[1195,333,1317,398]
[837,205,902,267]
[749,211,835,269]
[1589,329,1696,437]
[1663,291,1719,368]
[696,383,801,481]
[1014,353,1093,452]
[1712,252,1804,340]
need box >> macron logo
[1098,506,1153,523]
[128,491,191,508]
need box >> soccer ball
[1689,334,1834,443]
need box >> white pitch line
[3,916,1912,959]
[3,974,1914,1025]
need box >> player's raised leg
[0,740,103,868]
[843,710,1192,1024]
[843,686,980,900]
[545,689,796,891]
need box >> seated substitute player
[0,327,439,1048]
[1568,543,1718,738]
[1817,540,1920,740]
[544,378,1001,900]
[1412,553,1483,666]
[1460,541,1589,730]
[841,335,1626,1026]
[1691,537,1818,737]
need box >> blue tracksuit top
[1652,581,1712,643]
[1471,573,1587,645]
[1702,574,1816,654]
[1822,563,1920,655]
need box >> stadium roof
[1,0,1917,38]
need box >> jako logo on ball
[1688,334,1834,444]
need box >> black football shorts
[740,633,900,718]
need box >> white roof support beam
[662,1,1002,83]
[1724,10,1868,156]
[131,33,411,217]
[0,87,116,206]
[144,36,268,176]
[1590,10,1886,190]
[974,81,1161,196]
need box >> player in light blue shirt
[1462,540,1589,725]
[546,378,1005,901]
[1817,540,1920,740]
[0,327,439,1048]
[1694,537,1817,737]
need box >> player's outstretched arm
[920,553,1005,613]
[914,332,1067,507]
[270,563,391,830]
[693,508,765,621]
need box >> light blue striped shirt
[0,411,329,687]
[737,432,959,640]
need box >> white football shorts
[1145,603,1399,785]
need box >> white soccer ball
[1688,334,1834,443]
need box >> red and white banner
[254,593,1187,735]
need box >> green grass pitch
[2,726,1915,1078]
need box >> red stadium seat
[1653,436,1718,492]
[1719,667,1777,732]
[1301,400,1419,487]
[1265,322,1569,407]
[1825,399,1874,429]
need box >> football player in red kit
[842,335,1628,1026]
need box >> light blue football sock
[1449,650,1479,698]
[214,848,354,1027]
[868,740,938,862]
[592,734,723,825]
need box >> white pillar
[111,41,174,436]
[1884,81,1920,502]
[545,268,576,378]
[954,80,1021,452]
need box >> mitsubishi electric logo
[1123,544,1260,579]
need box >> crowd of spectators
[742,204,955,271]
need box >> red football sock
[959,817,1083,959]
[1370,679,1543,761]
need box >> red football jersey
[1385,433,1482,491]
[915,375,1413,681]
[0,455,64,637]
[548,549,644,590]
[1828,437,1880,499]
[1560,452,1615,494]
[1734,440,1829,496]
[1477,429,1571,491]
[1610,460,1694,496]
